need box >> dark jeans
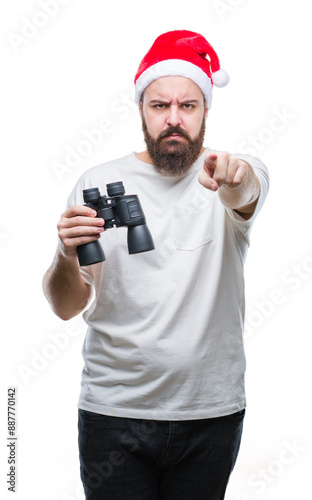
[78,408,245,500]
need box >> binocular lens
[83,188,101,204]
[127,224,155,254]
[77,240,105,266]
[107,182,125,197]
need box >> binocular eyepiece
[77,181,155,266]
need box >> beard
[141,115,206,177]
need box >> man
[43,30,269,499]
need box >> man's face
[140,76,208,177]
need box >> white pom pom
[212,68,230,87]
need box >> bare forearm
[43,204,103,319]
[43,249,92,321]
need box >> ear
[139,94,144,117]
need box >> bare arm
[198,151,261,220]
[42,205,104,320]
[43,251,92,321]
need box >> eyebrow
[148,99,199,105]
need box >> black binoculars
[77,181,155,266]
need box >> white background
[1,1,311,499]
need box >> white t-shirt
[67,148,269,420]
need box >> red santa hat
[134,30,229,109]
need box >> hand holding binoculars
[77,181,155,266]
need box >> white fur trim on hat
[135,59,213,108]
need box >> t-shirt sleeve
[225,154,269,243]
[66,182,94,287]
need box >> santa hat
[134,30,229,109]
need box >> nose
[166,104,182,127]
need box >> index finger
[204,151,218,166]
[62,205,97,218]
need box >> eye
[153,104,167,110]
[182,103,193,110]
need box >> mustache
[158,126,191,141]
